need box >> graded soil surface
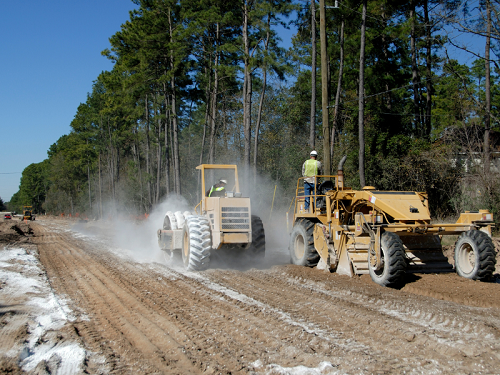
[1,216,500,374]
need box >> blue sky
[0,0,139,201]
[0,1,484,202]
[0,1,295,202]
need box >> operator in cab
[207,179,227,197]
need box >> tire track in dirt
[199,266,500,373]
[34,229,121,374]
[38,225,356,372]
[205,269,446,371]
[81,252,329,372]
[34,226,201,374]
[31,220,500,374]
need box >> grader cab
[157,164,265,270]
[288,156,497,287]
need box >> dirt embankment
[1,217,500,374]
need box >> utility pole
[310,0,317,150]
[319,0,331,174]
[485,0,491,175]
[358,0,367,187]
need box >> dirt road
[1,217,500,374]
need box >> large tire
[248,215,265,258]
[369,232,406,287]
[182,215,212,271]
[289,219,320,266]
[454,230,496,281]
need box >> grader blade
[400,235,454,274]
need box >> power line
[0,172,21,174]
[328,76,443,108]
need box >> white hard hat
[310,150,318,156]
[220,179,227,184]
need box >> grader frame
[288,158,496,287]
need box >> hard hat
[220,179,227,184]
[310,150,318,156]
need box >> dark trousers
[304,182,315,211]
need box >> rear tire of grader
[289,219,320,267]
[182,215,212,271]
[454,230,496,281]
[369,232,406,287]
[249,215,266,258]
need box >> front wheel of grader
[289,219,320,267]
[369,232,407,287]
[182,215,212,271]
[454,230,496,281]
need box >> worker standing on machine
[207,179,227,197]
[302,151,322,212]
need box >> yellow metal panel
[220,232,251,244]
[313,225,329,261]
[456,210,493,223]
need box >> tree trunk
[98,152,102,219]
[254,15,270,185]
[331,18,344,163]
[484,0,491,175]
[156,115,161,204]
[163,87,171,196]
[209,23,220,164]
[381,6,392,111]
[145,94,151,207]
[87,140,91,211]
[199,65,211,168]
[310,0,317,149]
[319,0,331,174]
[169,10,181,195]
[358,0,367,187]
[133,128,145,211]
[107,118,116,205]
[243,0,252,180]
[424,0,432,140]
[410,3,421,136]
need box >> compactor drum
[287,156,497,287]
[158,164,265,270]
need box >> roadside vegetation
[7,0,500,225]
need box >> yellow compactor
[288,156,497,287]
[157,164,265,270]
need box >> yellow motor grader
[157,164,265,270]
[23,206,34,221]
[288,156,497,287]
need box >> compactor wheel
[454,230,496,281]
[182,215,211,271]
[163,211,178,230]
[368,232,406,287]
[289,219,320,267]
[249,215,266,258]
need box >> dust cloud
[110,195,191,263]
[71,169,295,270]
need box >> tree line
[7,0,500,223]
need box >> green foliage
[15,161,50,214]
[9,1,500,220]
[0,197,6,211]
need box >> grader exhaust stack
[337,155,346,190]
[288,156,496,287]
